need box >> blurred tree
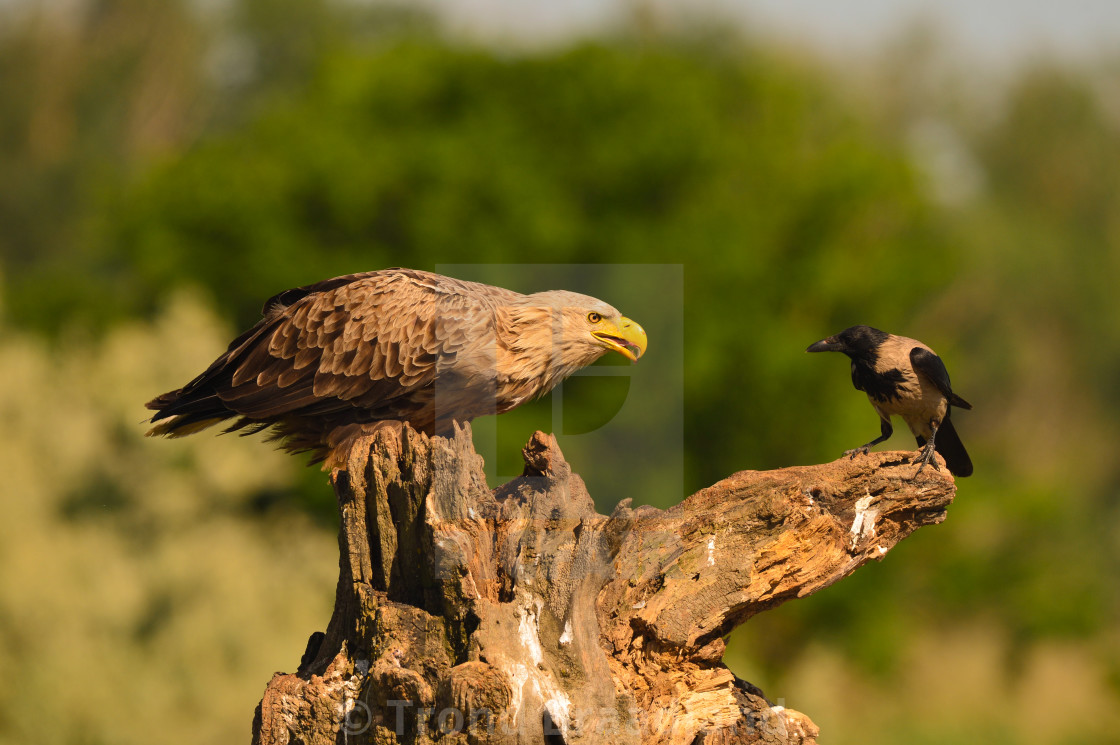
[92,34,949,493]
[0,0,430,334]
[3,3,1119,742]
[0,293,336,745]
[0,0,211,334]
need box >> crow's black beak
[806,337,839,353]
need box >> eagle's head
[534,290,647,366]
[495,290,647,395]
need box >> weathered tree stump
[252,423,955,744]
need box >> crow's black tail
[930,416,972,477]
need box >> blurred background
[1,0,1119,742]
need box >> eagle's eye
[587,312,602,324]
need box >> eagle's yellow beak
[593,316,648,362]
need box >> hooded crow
[807,325,972,477]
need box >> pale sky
[432,0,1120,62]
[4,0,1117,63]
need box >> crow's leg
[845,416,892,459]
[912,419,940,476]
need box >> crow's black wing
[910,347,971,410]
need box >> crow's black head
[806,325,889,358]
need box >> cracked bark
[252,424,955,745]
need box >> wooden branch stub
[600,452,953,650]
[252,426,955,745]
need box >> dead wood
[252,424,954,745]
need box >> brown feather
[145,268,635,466]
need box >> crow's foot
[844,445,872,460]
[911,440,940,477]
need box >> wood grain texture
[252,426,955,745]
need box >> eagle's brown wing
[146,269,507,445]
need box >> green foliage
[0,294,336,745]
[2,2,1120,743]
[96,35,945,494]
